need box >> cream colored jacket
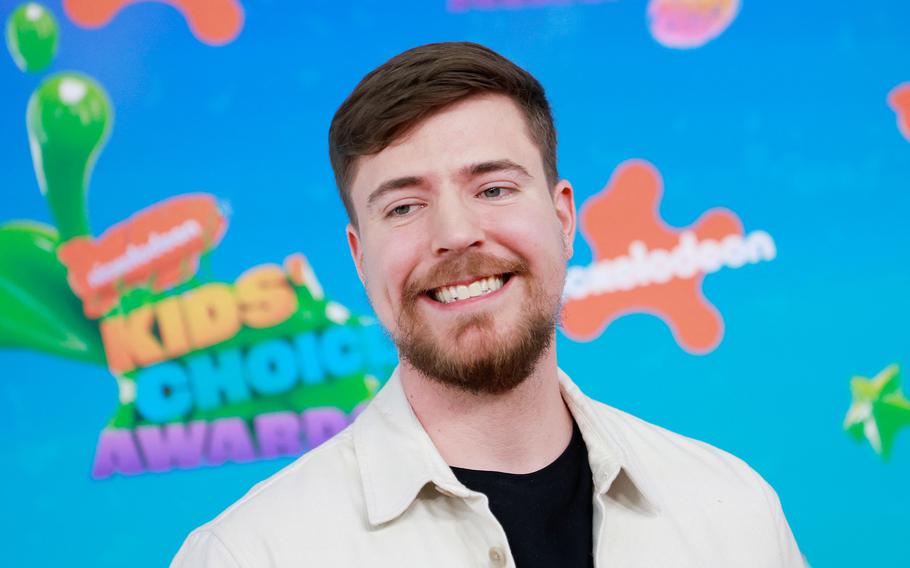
[172,369,804,567]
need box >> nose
[430,196,484,256]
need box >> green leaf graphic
[844,364,910,460]
[0,221,105,365]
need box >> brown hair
[328,41,558,226]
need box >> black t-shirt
[450,420,595,568]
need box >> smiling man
[172,42,804,568]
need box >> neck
[399,339,574,474]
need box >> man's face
[346,94,576,394]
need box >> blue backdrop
[2,1,908,566]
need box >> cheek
[361,229,426,321]
[491,204,564,259]
[487,204,567,284]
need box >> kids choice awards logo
[73,195,394,480]
[562,160,776,353]
[2,2,395,479]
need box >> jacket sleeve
[760,481,806,568]
[170,529,243,568]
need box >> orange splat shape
[888,83,910,142]
[58,194,227,319]
[63,0,244,45]
[561,159,744,354]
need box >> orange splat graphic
[63,0,244,45]
[58,194,227,319]
[647,0,739,49]
[561,160,745,353]
[888,83,910,142]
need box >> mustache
[402,250,529,303]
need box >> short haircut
[328,41,558,226]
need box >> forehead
[348,94,544,204]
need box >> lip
[419,274,515,311]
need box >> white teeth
[432,275,505,304]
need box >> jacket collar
[352,367,661,526]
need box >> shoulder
[172,427,367,567]
[587,398,805,562]
[591,400,804,564]
[587,398,783,516]
[593,399,761,475]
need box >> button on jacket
[172,369,805,568]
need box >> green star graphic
[844,364,910,460]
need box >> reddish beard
[393,250,560,395]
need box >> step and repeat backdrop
[2,1,908,566]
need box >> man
[172,42,804,567]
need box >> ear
[346,223,366,285]
[553,180,576,259]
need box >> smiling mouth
[427,273,512,304]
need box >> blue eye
[388,203,419,217]
[480,187,512,199]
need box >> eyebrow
[366,175,426,210]
[459,159,532,181]
[365,159,533,211]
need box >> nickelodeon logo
[57,194,227,319]
[561,159,776,353]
